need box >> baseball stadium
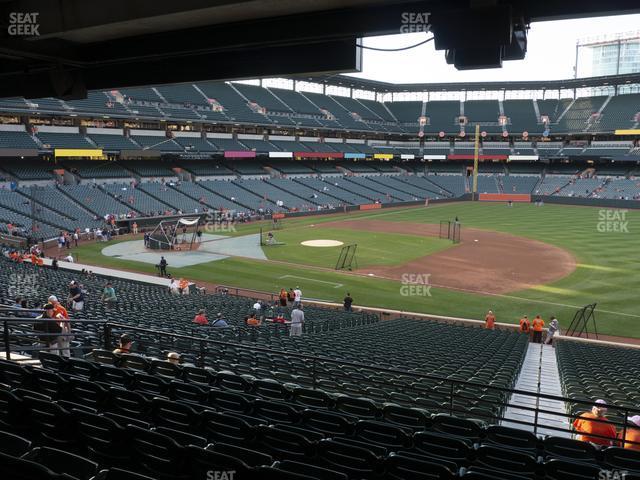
[1,2,640,480]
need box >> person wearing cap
[166,352,194,367]
[293,286,302,308]
[48,295,71,357]
[113,334,133,354]
[618,415,640,451]
[193,309,208,326]
[484,310,496,330]
[519,315,530,335]
[166,352,181,365]
[211,313,228,328]
[48,295,69,320]
[68,280,84,312]
[545,317,560,346]
[573,399,618,446]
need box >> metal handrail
[2,317,639,445]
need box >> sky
[345,14,640,84]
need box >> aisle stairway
[502,342,571,437]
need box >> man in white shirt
[64,254,74,263]
[293,286,302,307]
[169,279,180,295]
[290,304,304,336]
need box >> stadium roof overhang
[293,72,640,94]
[0,0,639,99]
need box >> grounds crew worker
[519,315,531,335]
[531,315,545,343]
[484,310,496,330]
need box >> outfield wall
[532,195,640,209]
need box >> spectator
[211,313,228,327]
[64,253,74,263]
[290,304,304,336]
[532,315,545,343]
[246,313,261,326]
[178,278,189,295]
[166,352,181,365]
[68,280,84,312]
[169,279,180,295]
[73,231,79,247]
[193,309,208,325]
[343,293,353,312]
[253,300,262,313]
[293,286,302,308]
[132,222,139,235]
[101,282,117,309]
[287,288,295,303]
[48,295,69,320]
[484,310,496,330]
[618,415,640,451]
[159,256,168,276]
[519,315,530,335]
[546,316,560,345]
[51,258,58,270]
[113,334,133,354]
[34,303,63,355]
[573,399,618,446]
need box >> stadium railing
[3,313,638,445]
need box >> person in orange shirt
[618,415,640,451]
[178,278,189,295]
[484,310,496,330]
[573,399,618,446]
[246,313,261,326]
[531,315,545,343]
[279,288,288,307]
[519,315,531,335]
[47,295,69,320]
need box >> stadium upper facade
[0,73,639,157]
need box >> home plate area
[101,233,266,267]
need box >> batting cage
[439,220,461,244]
[147,217,201,250]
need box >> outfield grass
[70,202,640,338]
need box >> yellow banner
[614,129,640,135]
[54,149,103,158]
[373,153,394,160]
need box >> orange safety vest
[519,318,530,333]
[485,314,496,329]
[532,317,545,332]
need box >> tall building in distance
[576,31,640,78]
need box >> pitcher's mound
[301,239,344,247]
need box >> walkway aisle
[502,342,571,437]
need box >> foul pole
[472,124,480,200]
